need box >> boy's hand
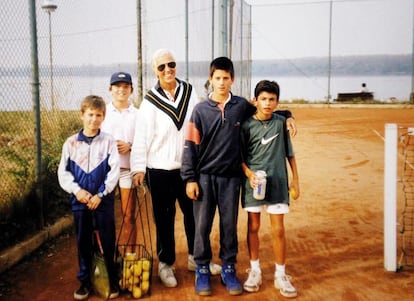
[289,182,300,200]
[244,167,257,189]
[286,117,297,137]
[116,140,132,154]
[76,189,92,204]
[87,195,102,210]
[249,173,258,190]
[186,182,199,201]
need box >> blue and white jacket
[57,129,120,211]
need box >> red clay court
[1,106,414,301]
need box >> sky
[1,0,412,67]
[2,0,412,104]
[246,0,412,59]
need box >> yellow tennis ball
[141,259,151,271]
[290,188,297,199]
[132,286,142,298]
[133,262,143,276]
[126,253,137,260]
[141,280,150,294]
[142,271,150,281]
[124,266,132,279]
[132,275,140,285]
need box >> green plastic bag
[91,230,110,299]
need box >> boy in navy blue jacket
[181,57,295,296]
[58,95,120,300]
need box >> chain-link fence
[398,126,414,269]
[0,0,251,250]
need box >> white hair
[151,48,175,72]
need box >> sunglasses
[157,61,176,72]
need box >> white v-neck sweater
[131,80,200,173]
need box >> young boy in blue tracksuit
[58,95,120,300]
[181,57,296,296]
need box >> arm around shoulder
[275,110,297,137]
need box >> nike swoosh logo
[261,133,279,145]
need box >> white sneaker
[274,275,297,298]
[188,255,222,276]
[158,262,177,287]
[243,269,262,292]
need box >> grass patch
[0,110,81,251]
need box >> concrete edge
[0,215,73,274]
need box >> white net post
[384,123,397,271]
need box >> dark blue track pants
[73,207,116,286]
[193,174,241,265]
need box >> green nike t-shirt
[240,113,294,208]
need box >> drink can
[253,170,267,200]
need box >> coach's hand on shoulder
[287,117,297,137]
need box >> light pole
[411,0,414,103]
[41,0,57,111]
[327,0,333,104]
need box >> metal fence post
[28,0,44,229]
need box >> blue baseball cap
[110,72,132,85]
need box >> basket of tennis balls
[118,244,152,299]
